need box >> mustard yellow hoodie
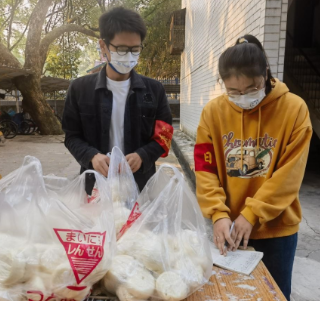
[194,79,312,239]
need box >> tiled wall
[180,0,288,138]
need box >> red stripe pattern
[194,143,218,174]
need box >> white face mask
[105,50,139,75]
[228,87,266,110]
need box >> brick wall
[180,0,288,138]
[264,0,288,81]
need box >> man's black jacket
[62,67,173,192]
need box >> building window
[169,8,186,55]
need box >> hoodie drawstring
[257,107,261,153]
[240,108,262,175]
[241,109,244,172]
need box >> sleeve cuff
[241,206,259,226]
[81,148,100,169]
[135,147,150,173]
[212,211,230,224]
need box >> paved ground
[0,135,79,180]
[291,134,320,301]
[0,127,319,301]
[0,134,184,180]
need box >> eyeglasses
[226,78,265,98]
[105,41,144,56]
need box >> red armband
[151,120,174,157]
[194,143,217,174]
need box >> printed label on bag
[117,202,142,240]
[54,229,106,284]
[26,287,91,301]
[88,187,101,204]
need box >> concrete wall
[180,0,288,138]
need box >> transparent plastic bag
[0,168,19,193]
[108,147,139,236]
[0,169,70,194]
[103,164,213,301]
[0,156,116,301]
[88,147,139,237]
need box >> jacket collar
[95,65,146,91]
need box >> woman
[194,34,312,300]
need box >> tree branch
[46,1,67,19]
[96,0,106,13]
[39,24,99,71]
[0,41,22,68]
[7,0,22,49]
[24,0,54,72]
[82,23,99,32]
[45,2,57,33]
[0,14,12,32]
[143,0,170,19]
[9,15,31,51]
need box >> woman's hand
[213,218,235,256]
[232,214,253,250]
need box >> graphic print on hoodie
[223,131,278,178]
[194,79,312,239]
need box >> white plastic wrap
[0,156,116,301]
[108,147,139,237]
[104,164,213,301]
[87,147,139,236]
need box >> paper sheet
[210,242,264,275]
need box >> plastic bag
[0,169,70,194]
[103,164,213,301]
[88,147,139,237]
[0,156,116,301]
[108,147,139,236]
[0,168,19,193]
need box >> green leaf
[257,149,270,159]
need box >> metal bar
[15,89,19,113]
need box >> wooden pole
[54,90,57,113]
[15,89,19,113]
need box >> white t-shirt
[107,77,131,153]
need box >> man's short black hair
[99,7,147,44]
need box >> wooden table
[90,247,286,301]
[185,260,286,301]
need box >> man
[62,7,173,193]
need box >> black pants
[248,233,298,301]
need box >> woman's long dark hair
[219,34,275,95]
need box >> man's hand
[232,214,253,251]
[213,218,235,256]
[125,153,142,173]
[91,153,110,177]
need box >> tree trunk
[1,0,99,136]
[14,74,63,135]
